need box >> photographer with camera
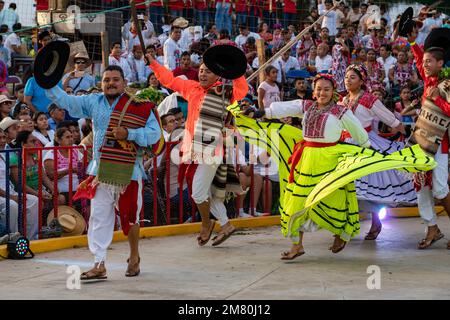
[62,52,95,94]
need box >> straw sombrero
[47,206,86,237]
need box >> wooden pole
[256,38,266,85]
[101,31,109,70]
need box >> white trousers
[191,163,229,226]
[0,194,39,240]
[417,144,449,226]
[88,185,118,263]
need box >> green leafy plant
[439,67,450,80]
[134,87,164,105]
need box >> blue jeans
[236,12,247,26]
[263,11,276,29]
[248,13,258,32]
[215,2,232,34]
[196,9,209,29]
[171,9,183,20]
[283,12,296,28]
[150,6,164,34]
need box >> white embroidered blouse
[265,99,371,147]
[343,92,401,129]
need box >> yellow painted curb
[387,206,447,218]
[0,215,280,260]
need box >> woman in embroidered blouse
[388,49,418,97]
[343,64,415,241]
[33,112,54,147]
[237,74,435,260]
[249,74,371,258]
[43,127,80,203]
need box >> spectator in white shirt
[347,3,362,25]
[163,26,182,71]
[108,41,132,82]
[315,43,332,73]
[318,0,339,37]
[235,24,261,49]
[377,44,397,90]
[127,45,148,84]
[273,50,300,84]
[4,23,22,66]
[123,18,154,55]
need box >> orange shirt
[150,60,248,155]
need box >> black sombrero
[34,40,70,89]
[424,28,450,63]
[202,44,247,80]
[398,7,423,37]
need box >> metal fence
[0,148,22,235]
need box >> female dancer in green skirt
[229,74,436,260]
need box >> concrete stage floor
[1,216,449,300]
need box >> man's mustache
[107,86,118,90]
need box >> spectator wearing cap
[318,0,341,37]
[0,94,14,120]
[163,25,182,71]
[47,103,66,131]
[173,51,199,81]
[0,116,18,147]
[62,52,95,94]
[108,42,132,82]
[235,24,261,49]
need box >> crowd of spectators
[1,0,449,240]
